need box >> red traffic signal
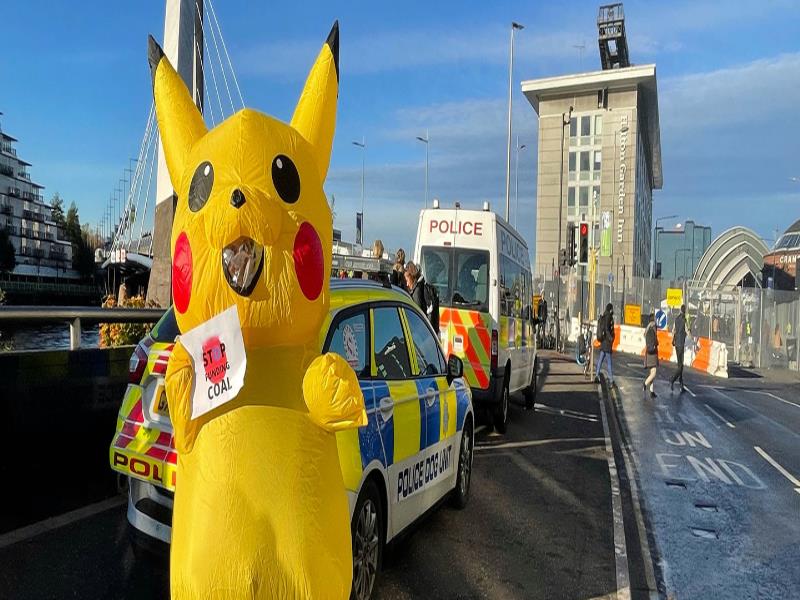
[578,220,589,265]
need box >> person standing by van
[390,248,406,290]
[644,312,659,398]
[595,303,615,384]
[405,262,427,314]
[670,304,687,392]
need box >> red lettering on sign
[113,452,128,467]
[428,219,484,236]
[130,458,149,477]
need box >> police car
[109,279,474,600]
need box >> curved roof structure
[693,226,769,289]
[772,217,800,251]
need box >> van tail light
[129,342,149,384]
[491,329,498,371]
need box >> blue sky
[2,0,799,257]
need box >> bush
[99,294,158,347]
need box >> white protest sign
[179,304,247,419]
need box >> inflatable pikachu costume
[151,22,367,599]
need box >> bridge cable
[206,0,244,109]
[128,110,158,250]
[201,0,236,116]
[195,8,227,123]
[195,36,217,127]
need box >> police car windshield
[421,246,489,312]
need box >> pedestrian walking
[670,304,687,392]
[390,248,406,290]
[595,303,615,384]
[643,312,659,398]
[404,261,427,315]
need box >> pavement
[607,354,800,600]
[0,352,622,600]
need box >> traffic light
[578,221,589,265]
[566,224,577,266]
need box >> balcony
[7,187,21,197]
[0,204,12,215]
[23,210,44,222]
[21,191,42,203]
[0,164,13,177]
[3,225,18,236]
[1,144,17,157]
[18,172,30,181]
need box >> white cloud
[660,52,800,132]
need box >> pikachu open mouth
[221,236,264,297]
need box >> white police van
[414,201,537,432]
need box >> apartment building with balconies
[1,127,75,277]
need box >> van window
[372,307,412,380]
[500,256,532,319]
[325,311,369,377]
[151,308,179,343]
[420,246,489,312]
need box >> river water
[0,323,102,352]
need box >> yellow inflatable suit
[151,22,367,599]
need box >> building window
[594,115,603,136]
[579,187,589,211]
[568,187,575,208]
[593,150,602,174]
[570,117,577,138]
[580,116,590,137]
[580,151,590,181]
[568,151,576,181]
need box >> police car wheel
[351,480,383,600]
[493,377,509,434]
[451,420,473,509]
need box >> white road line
[597,388,631,600]
[754,446,800,494]
[682,384,697,398]
[475,436,606,451]
[748,390,800,410]
[0,496,126,550]
[474,424,488,436]
[704,404,736,429]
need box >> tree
[61,202,94,277]
[0,227,15,273]
[50,192,65,229]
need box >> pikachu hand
[165,338,201,454]
[303,353,367,432]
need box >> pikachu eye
[271,155,300,204]
[188,161,214,212]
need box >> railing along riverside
[0,306,166,350]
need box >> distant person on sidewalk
[643,312,659,398]
[595,303,615,384]
[670,304,688,392]
[390,248,406,290]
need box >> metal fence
[533,268,800,372]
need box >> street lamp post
[352,138,366,245]
[652,214,678,279]
[556,106,573,351]
[514,136,526,228]
[416,131,429,208]
[505,21,524,222]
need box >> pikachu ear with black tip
[148,35,207,190]
[291,21,339,181]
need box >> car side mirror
[447,354,464,384]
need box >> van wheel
[493,376,509,434]
[450,420,473,509]
[524,357,538,411]
[351,480,383,600]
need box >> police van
[414,202,537,432]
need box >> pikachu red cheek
[292,222,323,301]
[172,231,193,314]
